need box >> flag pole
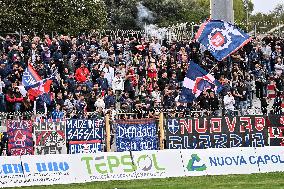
[208,62,219,74]
[33,98,37,115]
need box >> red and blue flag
[22,64,42,86]
[195,20,251,61]
[179,61,222,103]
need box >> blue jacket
[104,95,116,109]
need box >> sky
[251,0,284,14]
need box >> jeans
[263,59,271,73]
[115,90,122,109]
[239,101,247,115]
[0,94,6,112]
[14,103,21,112]
[247,91,253,107]
[255,81,264,99]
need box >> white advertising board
[1,147,284,188]
[254,146,284,173]
[180,147,259,176]
[20,154,76,186]
[77,151,133,181]
[0,156,26,188]
[131,149,185,179]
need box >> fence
[92,23,196,41]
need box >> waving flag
[195,20,251,61]
[22,64,42,86]
[179,61,222,103]
[18,77,54,103]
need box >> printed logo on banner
[0,156,27,187]
[166,116,269,149]
[181,148,261,176]
[34,121,67,155]
[81,152,165,180]
[187,154,206,171]
[268,115,284,146]
[20,154,76,186]
[69,140,102,154]
[7,120,33,156]
[254,146,284,173]
[66,119,104,141]
[167,119,179,134]
[116,119,158,152]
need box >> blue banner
[66,119,104,141]
[69,140,102,154]
[116,119,158,152]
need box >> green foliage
[0,0,107,35]
[234,0,246,23]
[142,0,210,27]
[105,0,139,30]
[249,3,284,34]
[0,0,265,33]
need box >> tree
[104,0,139,29]
[249,3,284,34]
[0,0,107,35]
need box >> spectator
[104,90,116,109]
[102,62,115,87]
[41,46,51,65]
[252,64,265,99]
[157,72,169,91]
[209,92,219,116]
[95,94,105,110]
[75,63,90,83]
[224,91,235,116]
[237,82,248,115]
[112,71,124,104]
[0,32,282,118]
[273,92,283,115]
[51,104,64,120]
[75,95,87,117]
[260,97,268,115]
[96,71,109,93]
[13,87,23,112]
[274,57,284,77]
[124,70,135,99]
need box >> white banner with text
[0,147,284,188]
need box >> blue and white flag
[195,20,251,61]
[179,62,222,103]
[22,64,42,86]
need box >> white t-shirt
[103,66,115,87]
[0,81,5,94]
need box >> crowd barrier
[0,146,284,188]
[0,114,284,156]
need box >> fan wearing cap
[75,63,90,83]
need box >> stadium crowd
[0,33,283,119]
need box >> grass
[10,172,284,189]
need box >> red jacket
[6,94,23,103]
[6,95,15,103]
[75,67,90,83]
[147,67,157,80]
